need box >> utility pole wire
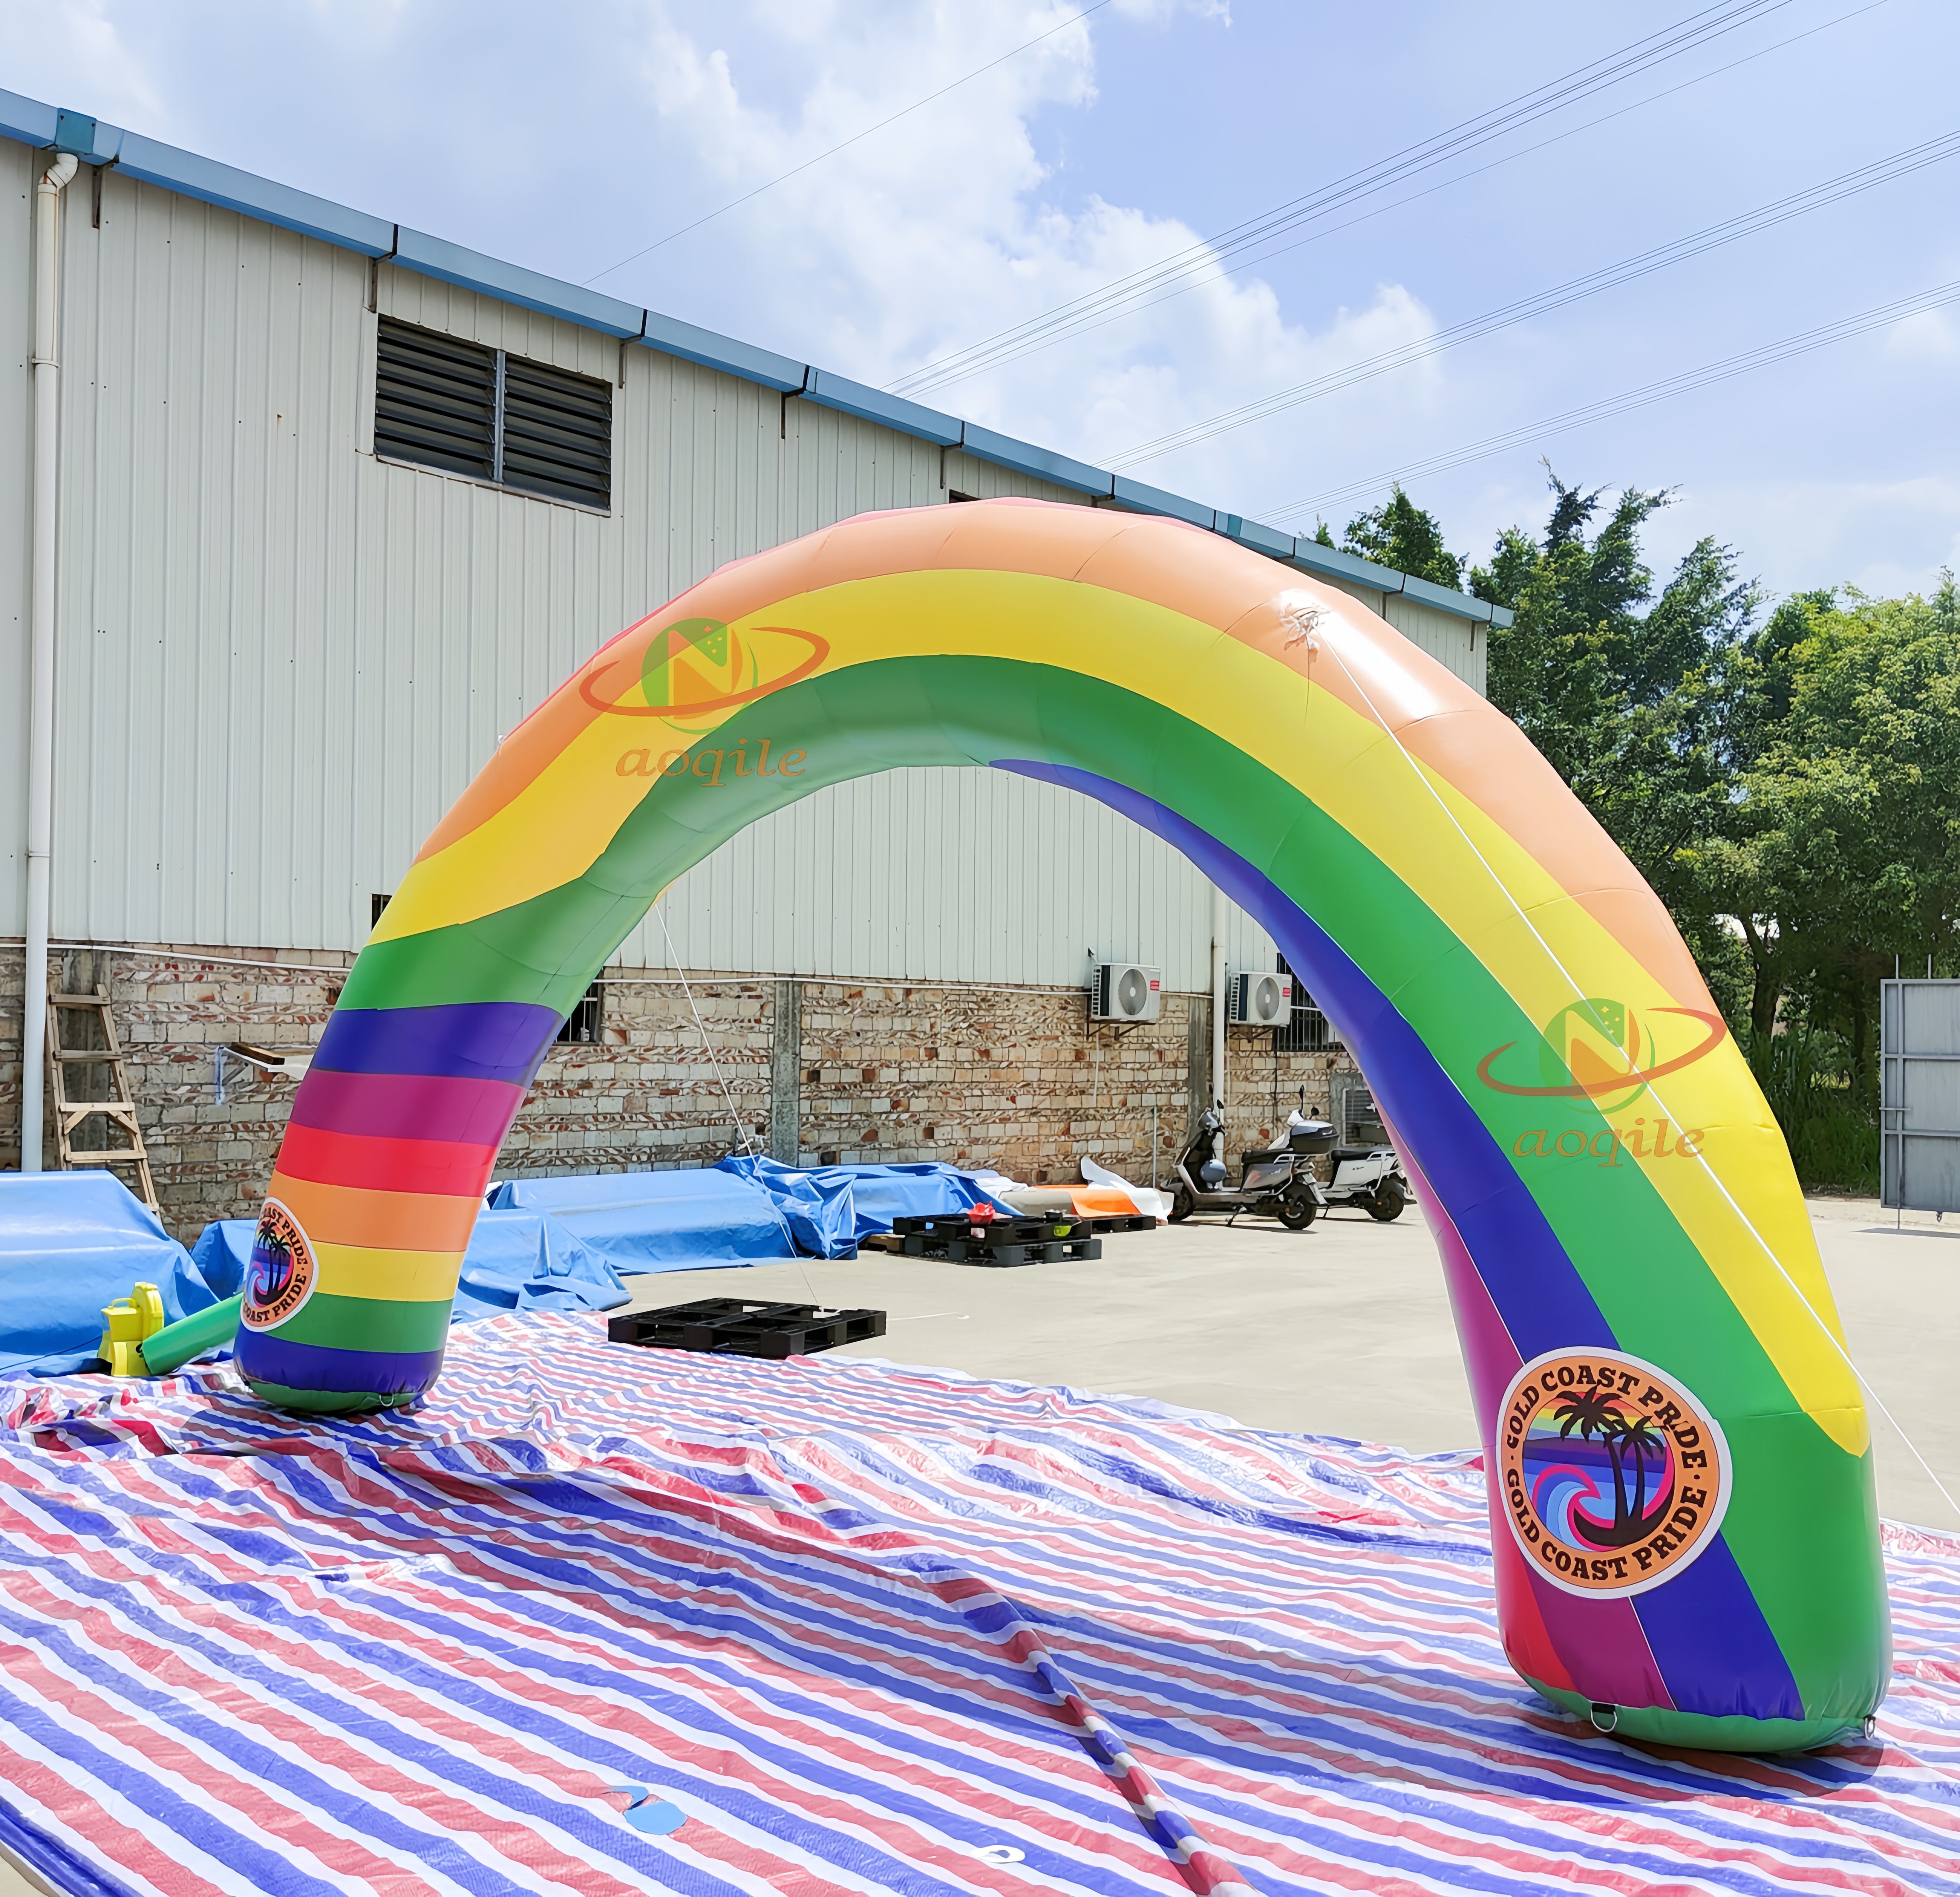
[888,0,1800,397]
[873,0,1887,411]
[1104,118,1960,471]
[1253,275,1960,524]
[583,1,1113,288]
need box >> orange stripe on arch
[413,503,1279,860]
[267,1172,481,1253]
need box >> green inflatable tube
[139,1295,242,1376]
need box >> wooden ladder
[46,984,160,1214]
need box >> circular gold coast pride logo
[242,1197,319,1333]
[1498,1348,1731,1597]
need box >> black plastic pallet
[885,1213,1106,1268]
[916,1235,1104,1268]
[608,1299,887,1359]
[891,1210,1152,1242]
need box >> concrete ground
[610,1193,1960,1532]
[4,1195,1953,1895]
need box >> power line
[582,1,1113,288]
[1103,122,1960,470]
[918,0,1888,415]
[887,0,1800,398]
[1254,277,1960,524]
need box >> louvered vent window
[374,317,612,510]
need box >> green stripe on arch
[265,1291,454,1356]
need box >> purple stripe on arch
[1000,761,1804,1726]
[290,1069,527,1147]
[996,760,1611,1358]
[312,1003,559,1086]
[238,1333,446,1398]
[1527,1573,1676,1710]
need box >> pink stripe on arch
[1398,1133,1521,1430]
[289,1067,526,1147]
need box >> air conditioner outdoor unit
[1090,961,1162,1023]
[1228,968,1294,1028]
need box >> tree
[1341,485,1464,589]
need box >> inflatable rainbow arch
[238,499,1886,1751]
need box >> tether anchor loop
[1588,1702,1620,1734]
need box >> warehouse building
[2,94,1510,1234]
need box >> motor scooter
[1298,1090,1410,1220]
[1168,1101,1333,1229]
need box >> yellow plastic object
[98,1281,167,1376]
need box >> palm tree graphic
[1615,1413,1670,1529]
[1548,1386,1676,1549]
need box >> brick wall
[2,944,1356,1241]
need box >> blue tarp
[0,1173,227,1377]
[191,1208,629,1322]
[714,1155,1017,1244]
[489,1159,1021,1270]
[487,1167,799,1266]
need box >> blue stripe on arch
[1003,762,1808,1722]
[997,760,1612,1358]
[1633,1533,1804,1721]
[238,1334,446,1397]
[312,1002,559,1086]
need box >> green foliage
[1341,485,1464,588]
[1472,463,1960,1190]
[1743,1026,1878,1196]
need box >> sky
[6,0,1957,606]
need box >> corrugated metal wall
[6,140,1483,993]
[2,138,37,930]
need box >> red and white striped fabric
[1,1314,1955,1896]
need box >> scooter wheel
[1169,1187,1196,1223]
[1278,1190,1318,1231]
[1368,1180,1407,1222]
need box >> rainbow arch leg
[238,498,1887,1750]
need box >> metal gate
[1880,978,1960,1211]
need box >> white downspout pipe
[1209,883,1227,1118]
[22,150,78,1173]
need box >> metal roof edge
[1109,475,1215,530]
[1396,571,1495,625]
[0,90,57,150]
[1490,603,1514,628]
[637,312,805,393]
[0,98,1503,630]
[1286,538,1403,595]
[395,227,644,337]
[958,423,1112,498]
[803,369,962,447]
[116,129,397,255]
[1215,513,1294,560]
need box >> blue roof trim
[1287,538,1402,594]
[394,228,644,337]
[1396,571,1494,625]
[803,370,962,447]
[1216,514,1294,560]
[116,131,396,254]
[0,89,1503,633]
[959,424,1112,498]
[1110,476,1214,530]
[639,312,805,393]
[0,90,57,149]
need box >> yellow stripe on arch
[312,1242,470,1304]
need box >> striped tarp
[0,1314,1954,1896]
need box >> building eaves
[0,86,1509,630]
